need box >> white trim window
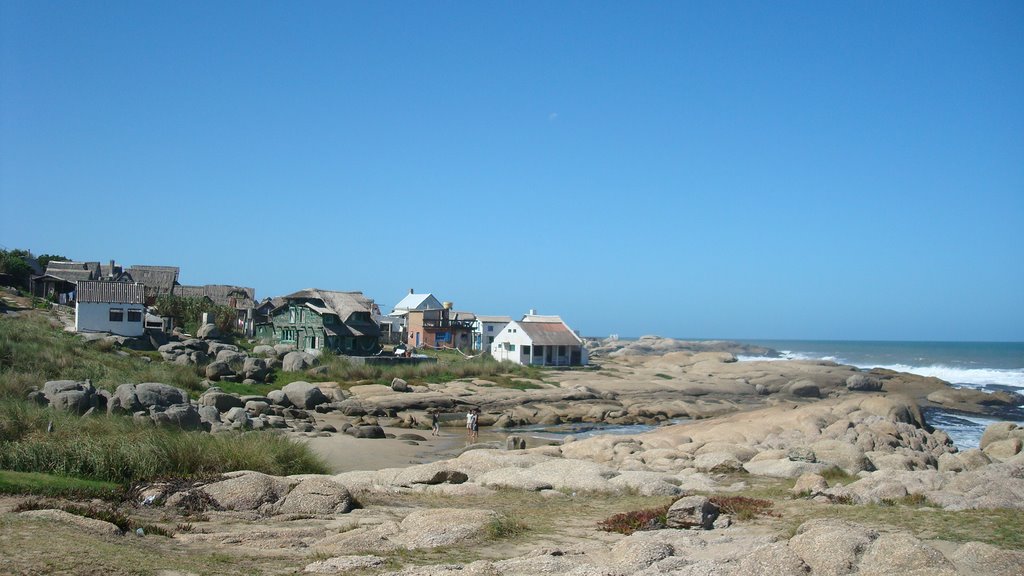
[109,308,124,322]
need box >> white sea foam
[737,355,1024,388]
[858,364,1024,389]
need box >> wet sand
[294,411,527,473]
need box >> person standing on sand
[431,411,440,436]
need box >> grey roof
[477,315,512,323]
[126,266,179,295]
[282,288,380,337]
[392,293,443,313]
[76,281,146,304]
[44,261,101,283]
[177,284,255,309]
[518,321,583,346]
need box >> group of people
[427,407,482,443]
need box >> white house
[75,281,147,337]
[473,315,512,352]
[490,314,588,366]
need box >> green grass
[0,470,123,499]
[0,311,203,399]
[0,400,329,483]
[261,349,548,390]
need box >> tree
[153,295,238,336]
[0,249,33,289]
[35,253,69,268]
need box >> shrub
[487,513,529,539]
[709,496,778,520]
[598,504,671,535]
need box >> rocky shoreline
[12,334,1024,575]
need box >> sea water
[737,340,1024,449]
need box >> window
[289,308,296,323]
[522,345,531,356]
[487,325,493,332]
[505,343,516,351]
[535,345,544,356]
[127,309,142,323]
[558,345,566,356]
[109,308,124,322]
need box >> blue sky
[2,1,1022,341]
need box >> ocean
[737,340,1024,449]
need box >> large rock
[983,438,1023,460]
[396,508,497,549]
[109,382,188,414]
[665,495,719,529]
[199,391,244,412]
[278,477,353,515]
[980,422,1023,450]
[282,381,329,409]
[809,439,873,474]
[19,509,123,537]
[196,323,220,340]
[346,425,386,439]
[151,403,202,430]
[252,345,278,357]
[242,357,269,382]
[205,360,234,381]
[200,472,295,511]
[949,541,1024,576]
[282,351,319,372]
[789,519,877,575]
[786,379,821,398]
[41,380,98,414]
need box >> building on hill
[386,290,444,345]
[176,284,257,334]
[490,313,588,366]
[406,305,475,350]
[473,315,512,352]
[255,288,380,355]
[75,281,147,337]
[126,265,179,304]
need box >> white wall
[489,321,533,364]
[76,302,146,337]
[474,319,510,351]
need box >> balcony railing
[422,319,475,330]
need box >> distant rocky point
[587,335,778,358]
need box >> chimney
[409,288,414,295]
[529,309,537,316]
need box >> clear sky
[2,1,1022,341]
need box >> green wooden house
[255,288,381,355]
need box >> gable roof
[127,265,179,294]
[392,293,443,313]
[76,281,146,304]
[518,321,583,346]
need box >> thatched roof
[126,266,179,296]
[282,288,380,337]
[177,284,255,309]
[43,261,101,283]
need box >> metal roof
[76,281,146,304]
[392,293,442,312]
